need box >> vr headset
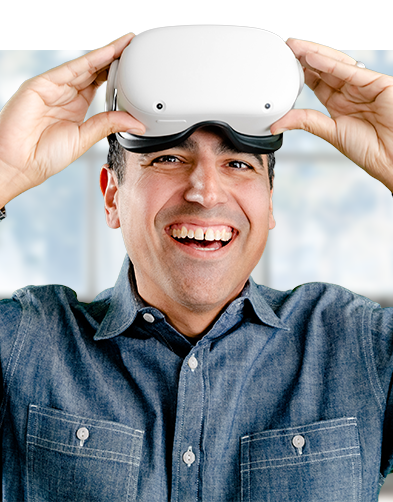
[105,25,304,154]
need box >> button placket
[172,347,206,500]
[182,446,196,467]
[188,355,198,372]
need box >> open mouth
[167,224,235,252]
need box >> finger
[287,38,356,67]
[43,33,134,88]
[271,108,337,145]
[66,63,112,90]
[303,68,336,108]
[78,111,145,155]
[305,67,345,93]
[72,68,110,110]
[305,51,382,89]
[303,56,393,108]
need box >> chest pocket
[240,417,361,502]
[26,405,144,502]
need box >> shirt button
[182,446,196,467]
[292,434,305,449]
[143,313,155,323]
[188,355,198,371]
[76,427,89,441]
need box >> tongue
[177,237,224,250]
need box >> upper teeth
[171,226,233,241]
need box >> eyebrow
[138,136,265,170]
[214,141,265,170]
[137,137,198,163]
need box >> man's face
[101,128,275,315]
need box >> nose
[183,160,228,209]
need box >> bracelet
[0,206,6,220]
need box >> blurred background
[1,49,393,498]
[1,50,393,304]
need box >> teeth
[171,226,233,242]
[205,228,215,241]
[194,228,204,240]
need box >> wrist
[0,206,6,220]
[0,167,31,207]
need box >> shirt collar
[94,256,143,340]
[94,256,289,341]
[241,278,290,331]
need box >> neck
[133,272,246,339]
[144,291,236,339]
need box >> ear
[100,165,120,229]
[268,188,276,230]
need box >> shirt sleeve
[0,297,24,408]
[370,305,393,477]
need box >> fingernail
[127,128,144,135]
[273,128,288,135]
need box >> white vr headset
[105,25,304,154]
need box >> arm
[271,39,393,192]
[0,33,145,208]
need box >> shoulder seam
[0,292,32,429]
[360,304,385,413]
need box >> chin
[168,274,244,313]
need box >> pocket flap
[241,416,359,469]
[27,404,144,464]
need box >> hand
[271,39,393,191]
[0,33,145,206]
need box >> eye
[152,155,182,164]
[227,160,253,170]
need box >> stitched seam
[242,421,357,443]
[26,435,141,459]
[241,445,360,466]
[362,305,385,412]
[240,452,361,472]
[195,348,206,502]
[173,361,187,502]
[29,411,143,436]
[0,292,31,429]
[351,454,356,502]
[27,441,141,464]
[126,462,133,502]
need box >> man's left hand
[271,38,393,191]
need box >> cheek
[240,184,273,229]
[118,175,179,235]
[249,191,273,258]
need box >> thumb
[78,110,145,155]
[271,109,337,144]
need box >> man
[1,32,393,501]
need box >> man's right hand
[0,33,145,207]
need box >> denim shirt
[1,256,393,501]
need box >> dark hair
[107,133,275,189]
[107,134,127,185]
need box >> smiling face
[101,127,275,335]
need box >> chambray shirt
[1,256,393,501]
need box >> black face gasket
[116,121,283,154]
